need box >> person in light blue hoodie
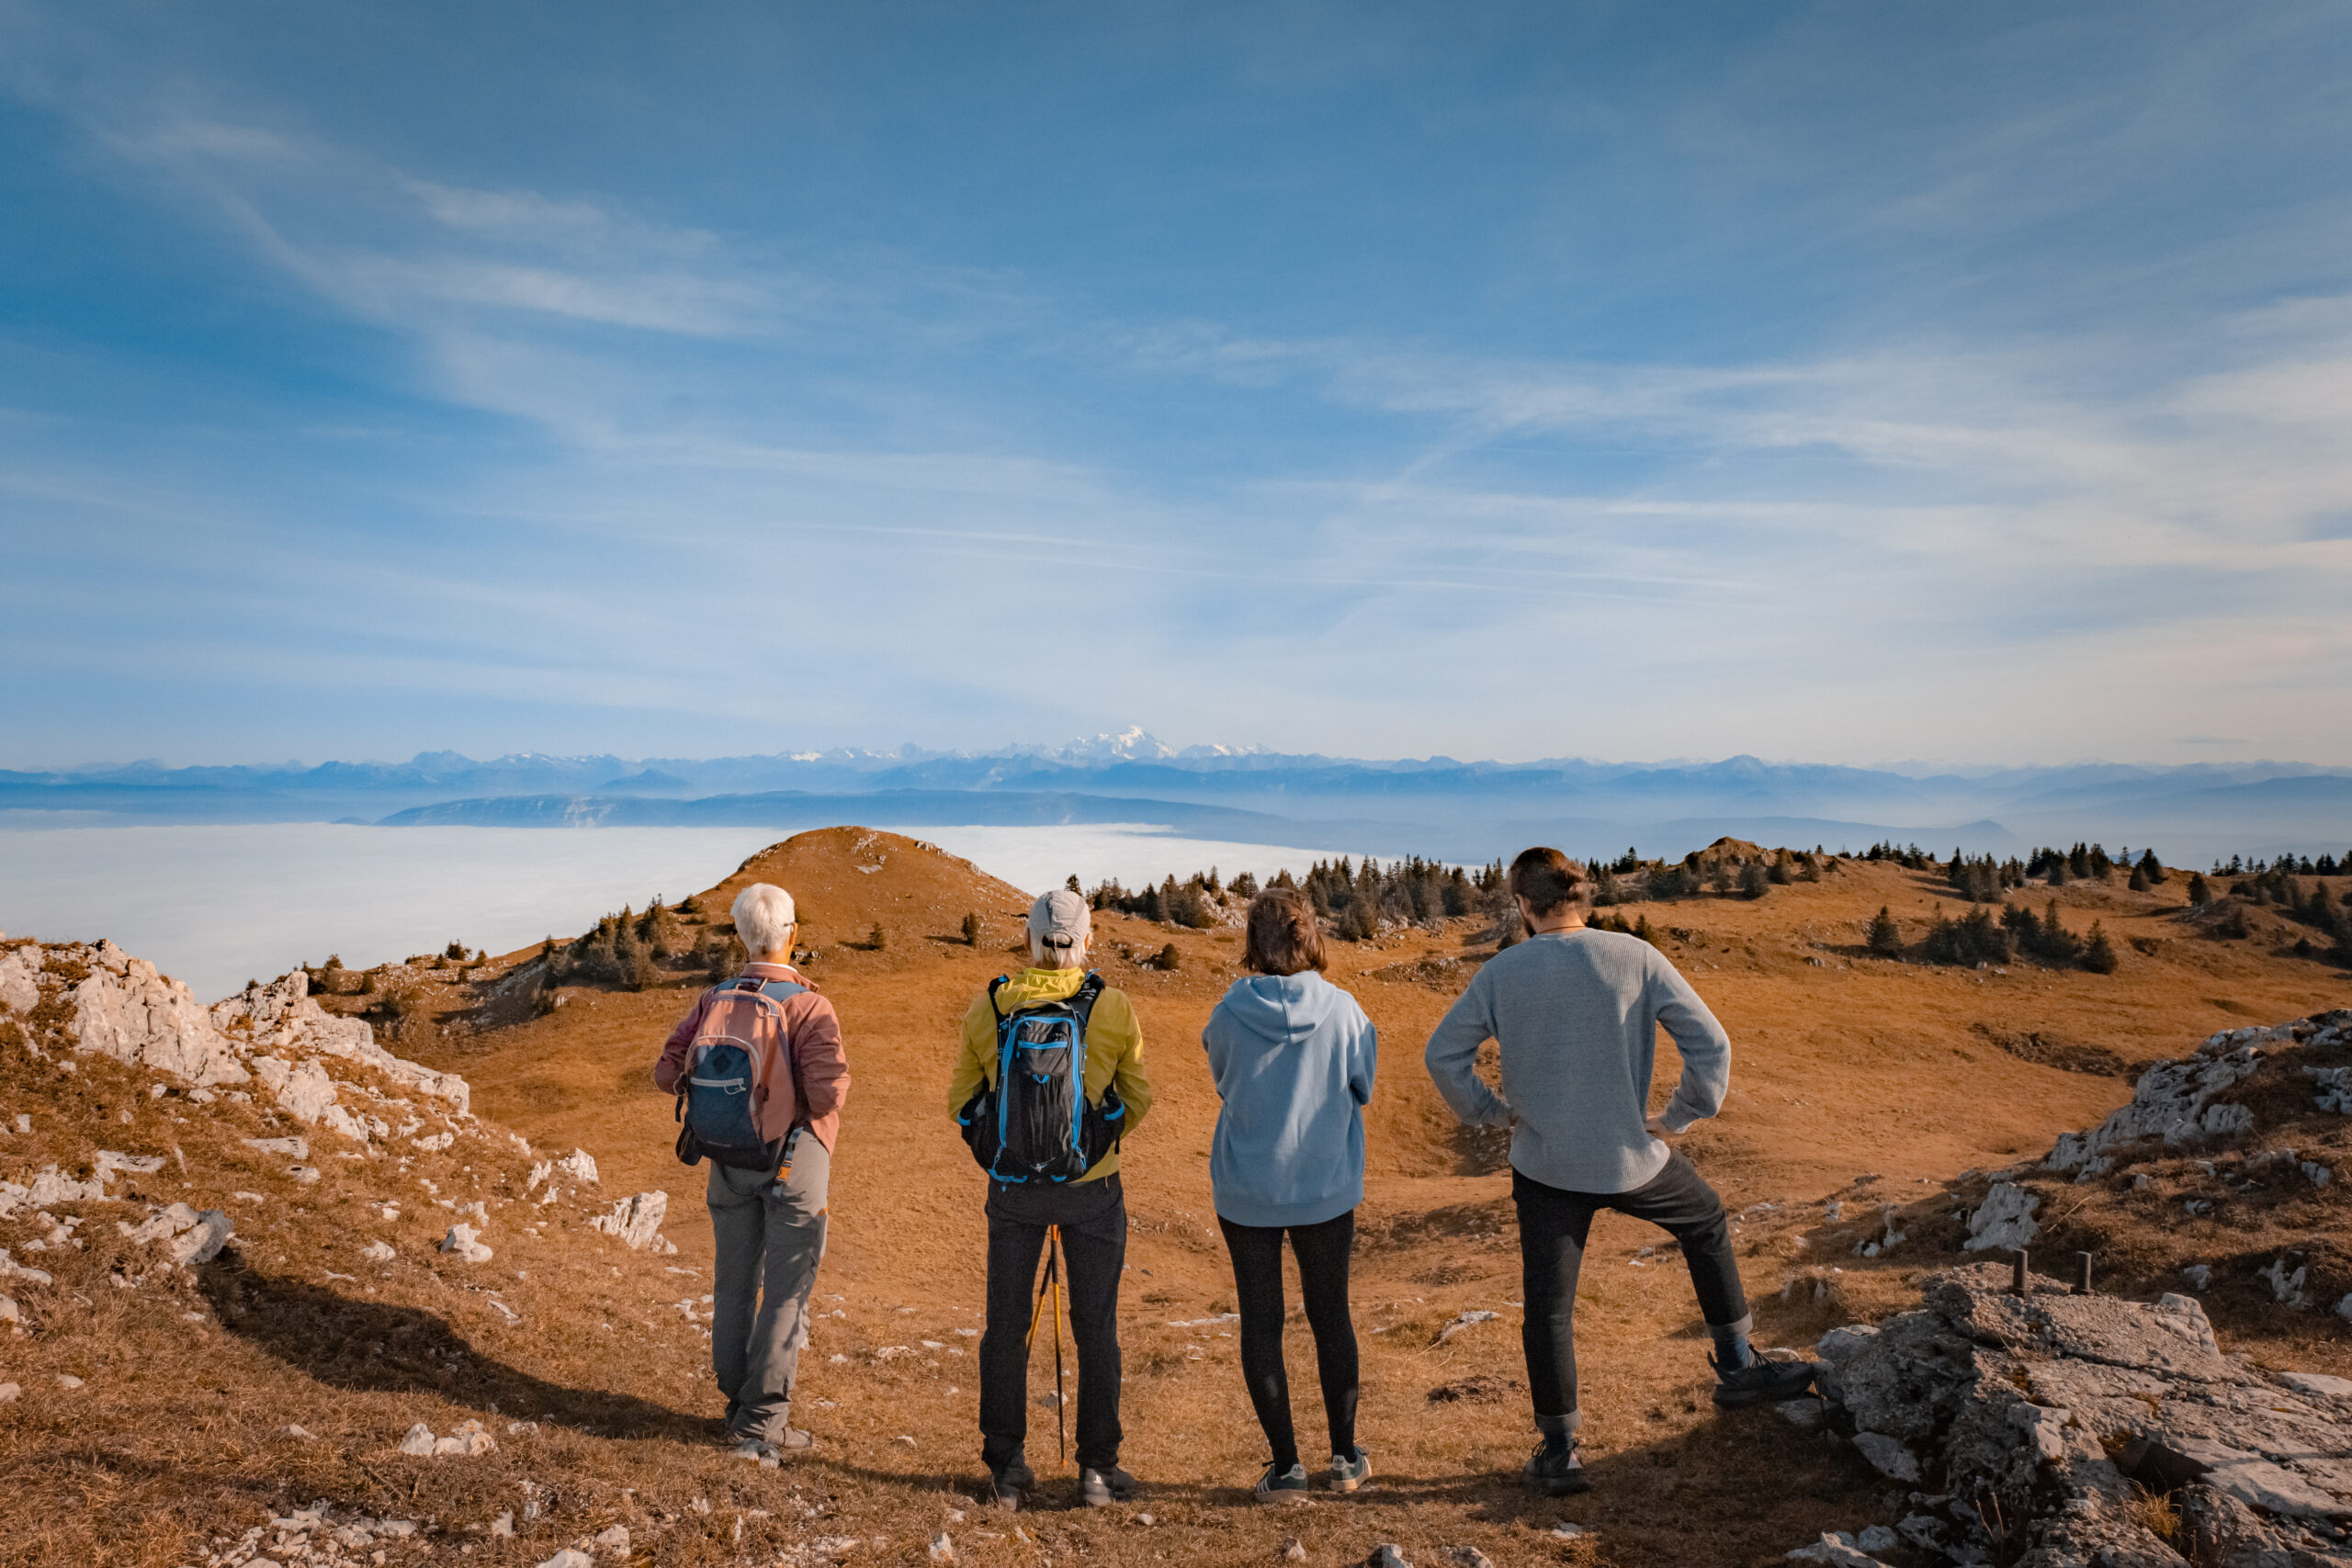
[1202,886,1377,1505]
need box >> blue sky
[2,1,2348,768]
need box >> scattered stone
[2257,1255,2309,1307]
[1550,1521,1587,1540]
[927,1531,955,1562]
[440,1224,493,1263]
[1777,1397,1824,1429]
[0,1382,17,1402]
[288,1166,320,1185]
[490,1511,514,1538]
[2182,1262,2213,1292]
[243,1136,309,1158]
[536,1551,594,1568]
[588,1191,671,1251]
[1283,1539,1308,1561]
[1783,1532,1893,1566]
[1853,1525,1897,1553]
[398,1423,436,1456]
[362,1240,394,1261]
[592,1523,629,1554]
[56,1374,83,1389]
[1849,1430,1920,1483]
[1433,1308,1498,1344]
[118,1202,234,1266]
[0,1248,54,1286]
[1444,1548,1494,1568]
[1366,1548,1412,1568]
[0,1296,18,1331]
[557,1148,600,1185]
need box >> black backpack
[957,972,1126,1184]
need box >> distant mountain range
[4,731,2347,866]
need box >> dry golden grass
[0,829,2346,1567]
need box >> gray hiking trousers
[707,1131,831,1443]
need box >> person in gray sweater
[1424,847,1812,1495]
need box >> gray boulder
[1811,1264,2352,1567]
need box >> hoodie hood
[1216,972,1350,1045]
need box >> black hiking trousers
[1514,1151,1751,1435]
[1217,1209,1360,1472]
[979,1173,1127,1473]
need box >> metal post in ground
[2012,1249,2030,1294]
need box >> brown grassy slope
[408,832,2346,1564]
[4,830,2346,1568]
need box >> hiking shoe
[1711,1351,1816,1407]
[1255,1461,1312,1505]
[1523,1439,1591,1496]
[989,1459,1035,1512]
[1079,1465,1140,1507]
[1329,1447,1372,1493]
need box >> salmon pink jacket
[655,962,851,1151]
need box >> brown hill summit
[0,829,2345,1567]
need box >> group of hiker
[650,847,1814,1510]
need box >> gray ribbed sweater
[1423,928,1731,1194]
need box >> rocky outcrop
[68,942,251,1087]
[212,974,469,1116]
[11,942,472,1133]
[1811,1264,2352,1567]
[2045,1013,2349,1178]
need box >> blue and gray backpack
[957,972,1126,1184]
[674,974,806,1174]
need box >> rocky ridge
[1790,1011,2352,1567]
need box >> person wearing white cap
[655,881,850,1461]
[947,886,1153,1511]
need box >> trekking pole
[1025,1224,1069,1467]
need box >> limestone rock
[68,947,249,1087]
[1962,1181,2040,1251]
[928,1532,955,1562]
[1444,1548,1494,1568]
[1283,1539,1307,1560]
[1365,1548,1412,1568]
[1850,1430,1920,1482]
[1784,1533,1894,1567]
[211,971,469,1114]
[362,1240,394,1262]
[536,1552,594,1568]
[0,945,41,1015]
[557,1148,600,1184]
[398,1423,436,1455]
[592,1523,629,1553]
[589,1191,669,1250]
[1809,1263,2352,1568]
[439,1224,492,1263]
[117,1202,232,1266]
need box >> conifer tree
[2188,872,2213,907]
[1740,861,1769,899]
[1866,906,1902,957]
[2083,923,2119,974]
[961,912,982,946]
[2129,863,2150,892]
[1066,874,1081,894]
[2135,849,2165,885]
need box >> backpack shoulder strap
[1068,971,1106,1030]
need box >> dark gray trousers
[707,1132,831,1443]
[1513,1151,1750,1435]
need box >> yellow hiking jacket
[949,967,1151,1183]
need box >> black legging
[1216,1210,1360,1471]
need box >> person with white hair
[947,887,1153,1512]
[655,880,850,1461]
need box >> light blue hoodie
[1202,972,1377,1228]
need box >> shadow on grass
[196,1248,707,1441]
